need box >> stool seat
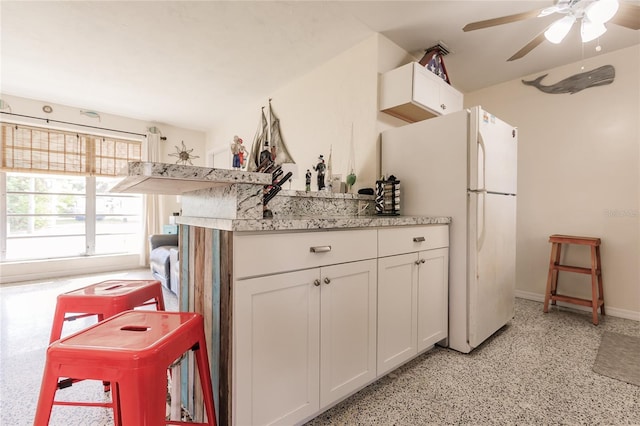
[49,279,165,344]
[35,310,216,426]
[549,235,601,246]
[543,234,604,325]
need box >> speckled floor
[1,272,638,426]
[305,300,640,426]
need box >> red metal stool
[49,279,166,344]
[35,310,217,426]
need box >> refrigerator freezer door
[468,107,518,195]
[467,191,516,349]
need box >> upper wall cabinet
[380,62,463,123]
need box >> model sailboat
[248,99,296,173]
[247,99,296,218]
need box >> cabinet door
[235,269,320,426]
[376,253,418,376]
[412,65,441,114]
[319,259,377,408]
[417,248,449,352]
[438,81,463,116]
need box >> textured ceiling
[1,1,638,131]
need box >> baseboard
[515,290,640,322]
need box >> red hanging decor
[418,44,451,85]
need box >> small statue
[313,155,326,191]
[305,169,312,192]
[230,135,248,170]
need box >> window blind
[0,122,142,176]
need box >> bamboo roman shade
[0,122,142,176]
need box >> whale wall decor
[522,65,615,94]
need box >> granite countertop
[176,215,451,232]
[111,162,451,231]
[110,161,271,195]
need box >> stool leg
[92,313,113,394]
[156,294,166,311]
[34,359,59,426]
[118,368,167,425]
[194,337,217,426]
[544,242,558,313]
[49,299,66,344]
[112,382,123,426]
[550,243,561,305]
[590,246,599,325]
[596,245,605,316]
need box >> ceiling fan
[463,0,640,61]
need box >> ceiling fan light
[544,16,576,44]
[581,19,607,42]
[585,0,619,24]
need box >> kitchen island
[113,162,451,425]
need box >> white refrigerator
[381,106,517,353]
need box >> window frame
[0,121,144,262]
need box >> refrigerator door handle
[478,132,487,191]
[478,191,486,252]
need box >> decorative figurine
[230,135,248,170]
[169,141,200,165]
[346,172,357,191]
[305,169,312,192]
[313,155,326,191]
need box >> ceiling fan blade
[507,28,549,61]
[538,5,565,17]
[463,8,547,32]
[608,2,640,30]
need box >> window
[1,122,143,262]
[95,176,142,256]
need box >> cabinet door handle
[413,237,426,242]
[415,260,421,265]
[441,104,446,110]
[310,245,331,253]
[324,277,331,284]
[314,279,321,287]
[420,259,426,264]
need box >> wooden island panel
[179,224,233,426]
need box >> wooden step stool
[543,235,604,325]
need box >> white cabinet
[377,225,449,376]
[233,225,447,425]
[235,269,320,426]
[234,229,377,426]
[380,62,463,123]
[417,247,449,352]
[319,260,377,408]
[377,252,418,375]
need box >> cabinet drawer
[378,225,448,257]
[234,229,377,278]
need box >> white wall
[0,94,206,283]
[465,45,640,319]
[207,34,421,192]
[209,35,386,193]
